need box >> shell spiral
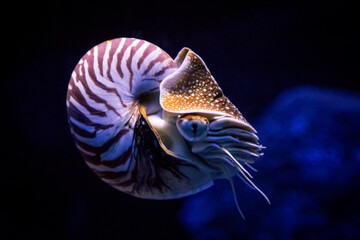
[66,38,264,201]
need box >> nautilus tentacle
[66,38,267,203]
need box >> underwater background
[4,0,359,239]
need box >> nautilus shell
[66,38,268,214]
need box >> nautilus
[66,38,269,217]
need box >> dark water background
[4,0,359,239]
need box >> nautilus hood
[160,47,247,121]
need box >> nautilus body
[66,38,269,215]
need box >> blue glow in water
[178,194,217,231]
[289,115,309,137]
[355,148,360,163]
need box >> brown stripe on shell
[141,52,167,76]
[67,101,97,126]
[82,145,132,169]
[96,169,131,181]
[67,100,115,137]
[106,39,121,82]
[67,78,106,117]
[137,43,157,70]
[126,40,143,92]
[116,38,134,79]
[97,168,138,193]
[69,120,96,138]
[75,55,122,117]
[75,128,130,159]
[97,43,105,76]
[154,64,172,77]
[86,48,127,108]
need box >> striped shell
[66,38,266,203]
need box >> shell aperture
[66,38,267,207]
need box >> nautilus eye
[176,115,209,141]
[66,38,268,215]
